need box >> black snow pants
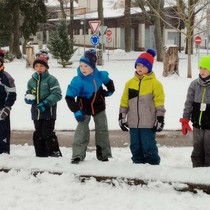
[33,119,62,157]
[0,116,10,154]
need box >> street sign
[90,34,99,46]
[88,20,101,34]
[98,26,107,35]
[106,36,112,43]
[106,29,112,37]
[194,35,202,45]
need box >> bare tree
[157,0,208,78]
[124,0,131,52]
[136,0,165,61]
[58,0,66,19]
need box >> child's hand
[36,99,48,112]
[179,118,192,135]
[25,94,35,104]
[74,110,85,122]
[102,90,113,97]
[118,113,129,131]
[0,106,11,119]
[153,116,164,132]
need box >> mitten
[102,90,113,97]
[118,113,129,131]
[153,116,164,132]
[36,99,48,112]
[74,110,85,122]
[0,106,11,119]
[25,94,35,104]
[179,118,192,135]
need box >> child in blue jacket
[65,49,115,164]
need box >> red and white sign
[88,20,101,34]
[106,36,112,43]
[194,35,202,45]
[106,29,112,37]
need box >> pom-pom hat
[135,48,156,72]
[198,55,210,72]
[80,49,97,70]
[33,55,49,69]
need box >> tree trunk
[124,0,131,52]
[12,1,22,59]
[58,0,66,19]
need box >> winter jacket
[65,66,115,115]
[0,67,16,109]
[26,71,62,120]
[120,72,165,128]
[183,77,210,129]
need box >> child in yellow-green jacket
[119,49,166,165]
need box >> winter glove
[74,110,85,122]
[0,106,11,119]
[36,99,48,112]
[25,94,35,104]
[102,90,113,97]
[153,116,164,132]
[118,113,129,132]
[179,118,192,135]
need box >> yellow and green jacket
[120,72,165,128]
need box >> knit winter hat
[33,55,49,69]
[135,48,156,72]
[80,49,97,70]
[198,55,210,71]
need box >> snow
[1,47,210,209]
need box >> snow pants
[72,111,112,161]
[0,116,10,154]
[129,128,160,165]
[33,119,62,157]
[191,127,210,167]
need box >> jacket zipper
[137,80,141,127]
[91,76,97,115]
[199,86,206,126]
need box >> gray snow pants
[72,110,112,161]
[191,127,210,167]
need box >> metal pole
[84,14,86,53]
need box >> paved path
[11,130,193,147]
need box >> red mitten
[179,118,192,135]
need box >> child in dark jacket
[119,49,165,165]
[65,49,115,164]
[180,55,210,167]
[0,49,17,154]
[25,56,62,157]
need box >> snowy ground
[1,47,210,209]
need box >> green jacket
[26,70,62,120]
[120,72,165,128]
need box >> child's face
[34,63,47,74]
[80,62,93,76]
[136,63,149,75]
[199,67,210,78]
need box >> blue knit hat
[80,49,97,70]
[135,48,156,72]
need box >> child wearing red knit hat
[119,48,166,165]
[24,55,62,157]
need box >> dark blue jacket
[0,68,16,109]
[65,66,115,115]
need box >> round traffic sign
[106,36,112,43]
[106,29,112,37]
[90,34,99,46]
[194,35,202,45]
